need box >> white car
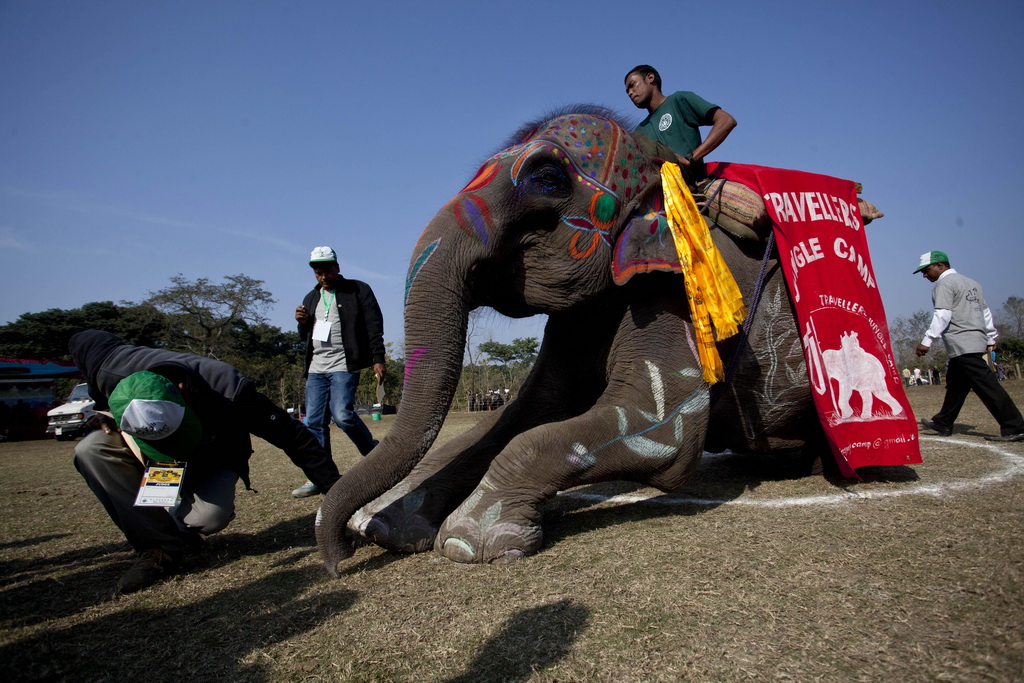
[46,383,96,441]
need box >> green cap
[913,250,949,274]
[109,371,202,463]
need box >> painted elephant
[316,105,826,573]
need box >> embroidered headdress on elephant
[316,105,844,573]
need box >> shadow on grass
[947,421,987,438]
[336,544,411,576]
[0,538,125,588]
[220,513,408,577]
[0,533,71,551]
[0,540,134,627]
[0,515,324,630]
[444,599,588,683]
[847,465,919,483]
[196,513,319,566]
[0,564,357,681]
[920,419,1004,440]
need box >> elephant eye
[525,164,570,197]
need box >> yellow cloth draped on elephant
[661,162,747,383]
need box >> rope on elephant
[661,162,747,384]
[716,230,776,404]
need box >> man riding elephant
[624,64,737,183]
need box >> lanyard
[321,289,336,319]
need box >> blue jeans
[305,371,376,455]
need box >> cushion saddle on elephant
[630,132,885,243]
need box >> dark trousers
[74,383,340,557]
[74,430,238,555]
[236,381,342,491]
[933,354,1024,436]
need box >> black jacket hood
[69,331,126,407]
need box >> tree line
[0,273,538,412]
[6,273,1017,413]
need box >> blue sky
[2,0,1022,353]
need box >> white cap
[119,399,186,440]
[309,246,337,263]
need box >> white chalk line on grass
[558,437,1024,509]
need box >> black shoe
[182,531,207,555]
[919,419,952,436]
[115,549,180,595]
[984,433,1024,442]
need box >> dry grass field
[2,382,1022,682]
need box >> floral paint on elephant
[610,193,682,283]
[403,346,429,388]
[498,115,656,261]
[566,363,709,470]
[502,114,654,202]
[407,114,657,297]
[405,237,440,306]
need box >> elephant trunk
[316,225,473,576]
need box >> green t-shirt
[633,91,719,158]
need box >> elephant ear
[611,190,682,285]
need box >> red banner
[707,162,921,476]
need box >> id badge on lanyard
[135,463,186,507]
[312,290,335,342]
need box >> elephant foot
[362,515,437,553]
[349,485,443,553]
[439,537,529,564]
[434,488,544,564]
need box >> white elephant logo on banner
[821,331,904,420]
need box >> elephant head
[316,106,810,571]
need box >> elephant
[315,105,830,573]
[822,331,904,420]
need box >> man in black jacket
[291,246,386,497]
[69,330,341,594]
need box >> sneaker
[116,549,180,595]
[291,480,319,498]
[984,433,1024,442]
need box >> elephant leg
[857,388,874,419]
[351,400,570,552]
[349,409,505,552]
[436,357,710,564]
[837,382,854,419]
[352,312,615,553]
[876,389,904,416]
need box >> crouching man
[69,330,341,595]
